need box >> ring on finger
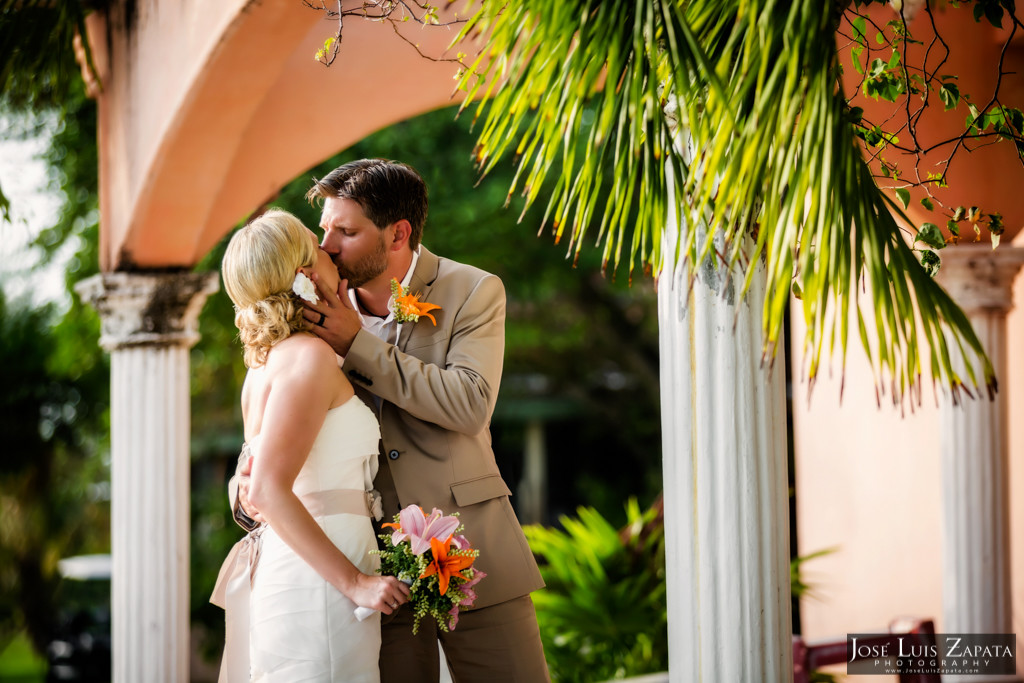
[316,311,326,327]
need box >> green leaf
[966,103,983,133]
[939,82,960,110]
[852,16,867,44]
[895,187,911,209]
[852,46,865,74]
[915,223,946,250]
[985,3,1005,27]
[0,184,10,224]
[920,197,934,211]
[988,212,1004,234]
[946,220,960,238]
[920,249,941,277]
[1005,107,1024,134]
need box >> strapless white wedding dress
[247,395,382,682]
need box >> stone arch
[91,1,467,270]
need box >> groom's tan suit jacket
[341,246,544,610]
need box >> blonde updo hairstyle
[222,209,318,368]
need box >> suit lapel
[397,246,440,351]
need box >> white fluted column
[658,215,792,678]
[517,418,548,525]
[76,271,219,683]
[936,246,1023,669]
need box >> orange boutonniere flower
[390,278,441,325]
[420,536,476,596]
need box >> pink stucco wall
[792,234,1024,675]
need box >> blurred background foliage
[0,72,108,666]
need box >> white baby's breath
[292,272,319,304]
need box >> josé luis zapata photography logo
[846,632,1016,676]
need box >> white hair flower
[292,272,319,304]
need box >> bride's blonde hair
[222,209,317,368]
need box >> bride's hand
[346,574,411,615]
[235,454,266,525]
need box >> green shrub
[525,499,667,682]
[527,500,834,682]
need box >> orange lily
[420,536,475,595]
[395,292,441,325]
[391,278,441,325]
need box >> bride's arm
[248,337,409,613]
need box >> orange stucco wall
[839,5,1024,244]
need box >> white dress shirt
[349,246,421,345]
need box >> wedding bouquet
[357,504,485,633]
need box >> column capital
[936,245,1024,314]
[76,271,219,351]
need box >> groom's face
[319,197,390,288]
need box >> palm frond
[453,0,994,403]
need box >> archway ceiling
[93,1,470,271]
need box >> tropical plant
[525,499,668,682]
[446,0,1023,406]
[529,499,838,681]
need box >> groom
[241,158,549,682]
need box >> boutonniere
[390,278,441,325]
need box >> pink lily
[447,568,486,630]
[456,569,486,608]
[448,604,461,630]
[383,505,460,556]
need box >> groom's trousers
[379,594,550,682]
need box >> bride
[215,208,409,682]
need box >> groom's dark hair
[306,159,428,250]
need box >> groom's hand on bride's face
[301,274,361,356]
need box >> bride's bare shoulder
[268,333,338,368]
